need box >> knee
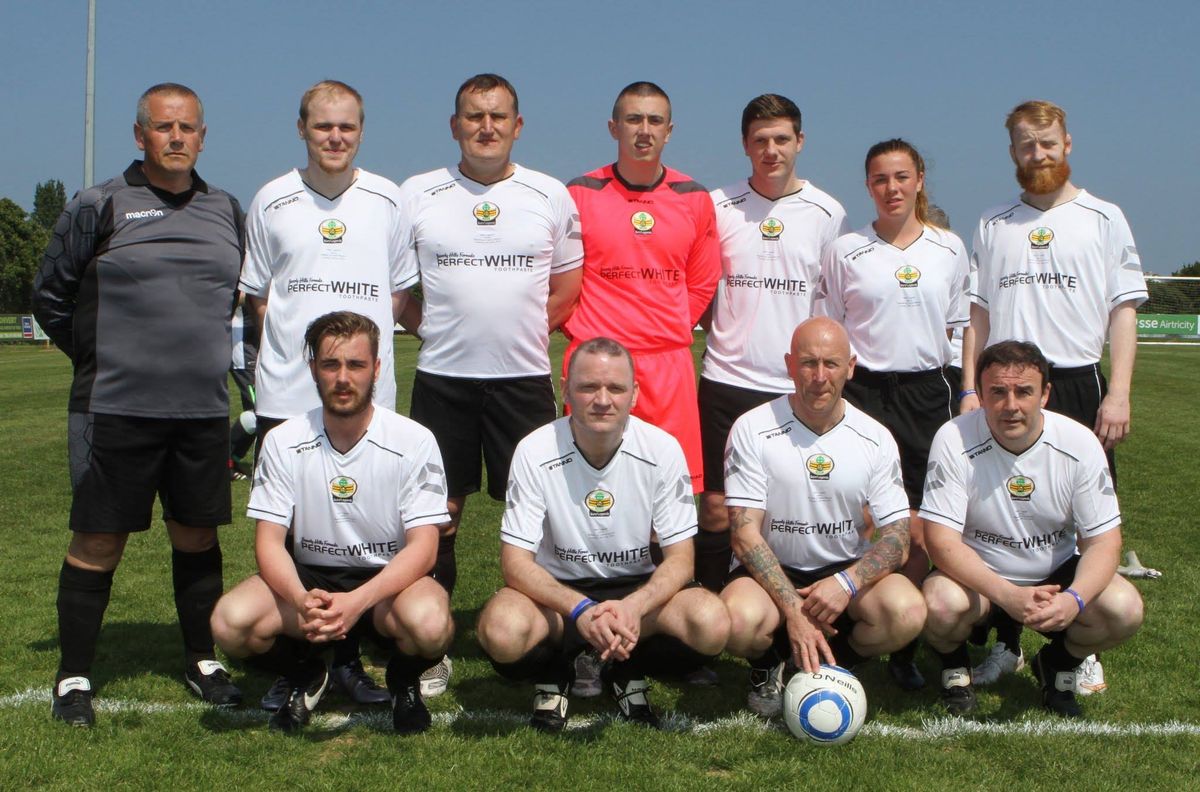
[67,533,126,570]
[685,594,731,654]
[721,596,767,656]
[922,585,968,634]
[1106,586,1144,641]
[698,493,729,534]
[399,598,454,654]
[210,596,254,655]
[477,602,529,663]
[890,591,928,641]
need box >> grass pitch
[1,337,1198,790]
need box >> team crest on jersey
[319,219,346,243]
[473,201,500,225]
[1006,475,1035,501]
[895,265,921,288]
[1028,227,1054,249]
[584,489,614,516]
[807,454,834,480]
[630,211,655,234]
[760,217,784,240]
[330,475,357,502]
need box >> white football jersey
[919,409,1120,584]
[400,164,583,378]
[970,191,1147,367]
[702,181,849,392]
[725,396,909,572]
[249,406,450,568]
[817,224,970,371]
[240,169,417,420]
[501,416,697,582]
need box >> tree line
[0,180,65,313]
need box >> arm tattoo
[730,507,799,610]
[853,517,910,586]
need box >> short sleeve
[724,413,768,509]
[500,438,547,551]
[247,430,296,526]
[550,186,584,273]
[1105,207,1147,309]
[866,431,910,527]
[651,436,698,546]
[396,429,450,530]
[918,422,969,532]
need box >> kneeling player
[477,337,730,732]
[721,318,926,716]
[211,312,453,733]
[920,341,1143,717]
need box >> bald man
[719,317,926,717]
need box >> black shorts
[67,412,231,533]
[1047,363,1116,482]
[292,560,391,646]
[730,559,857,638]
[698,377,780,492]
[410,370,555,500]
[843,367,956,508]
[557,574,701,660]
[252,415,286,474]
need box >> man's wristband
[570,597,598,622]
[835,570,858,598]
[958,389,977,401]
[1064,588,1086,613]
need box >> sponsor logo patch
[473,201,499,225]
[1028,226,1053,249]
[1006,475,1035,501]
[584,488,614,515]
[807,454,834,480]
[330,475,357,502]
[760,217,784,239]
[319,218,346,243]
[895,265,921,287]
[631,211,655,234]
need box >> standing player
[697,93,849,594]
[229,295,258,480]
[211,312,453,734]
[398,73,583,695]
[920,340,1143,717]
[476,338,729,731]
[565,81,720,496]
[815,139,972,689]
[967,100,1148,692]
[720,318,926,716]
[239,80,417,707]
[32,83,244,726]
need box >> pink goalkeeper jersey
[565,164,720,352]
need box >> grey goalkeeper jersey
[32,161,245,418]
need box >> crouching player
[920,340,1143,717]
[477,337,729,731]
[211,312,453,733]
[721,317,926,716]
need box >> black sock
[828,632,867,669]
[694,530,732,592]
[1042,635,1085,674]
[246,635,317,681]
[433,533,457,596]
[56,561,115,678]
[488,641,568,685]
[992,610,1022,649]
[172,545,223,663]
[628,634,715,678]
[385,652,442,692]
[750,641,786,671]
[332,634,362,667]
[891,639,918,664]
[934,644,971,671]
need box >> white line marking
[9,688,1198,737]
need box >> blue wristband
[1064,588,1086,613]
[958,389,977,401]
[570,597,598,621]
[835,570,858,598]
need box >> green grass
[2,337,1198,790]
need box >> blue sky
[4,0,1197,272]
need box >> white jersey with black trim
[725,396,909,572]
[399,164,583,378]
[816,224,970,372]
[248,406,450,569]
[239,169,417,420]
[702,181,849,393]
[501,415,697,582]
[970,190,1148,367]
[919,409,1120,585]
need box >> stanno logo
[330,475,357,502]
[1028,227,1053,249]
[760,217,784,240]
[124,209,164,220]
[807,454,834,480]
[473,201,500,225]
[895,265,921,287]
[631,211,655,234]
[1006,475,1035,501]
[319,218,346,243]
[584,489,614,516]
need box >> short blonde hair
[299,80,364,125]
[1005,100,1067,138]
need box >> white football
[782,664,867,745]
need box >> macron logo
[124,209,165,220]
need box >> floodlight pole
[83,0,96,189]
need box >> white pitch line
[5,688,1199,738]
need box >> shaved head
[790,316,851,358]
[785,317,855,430]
